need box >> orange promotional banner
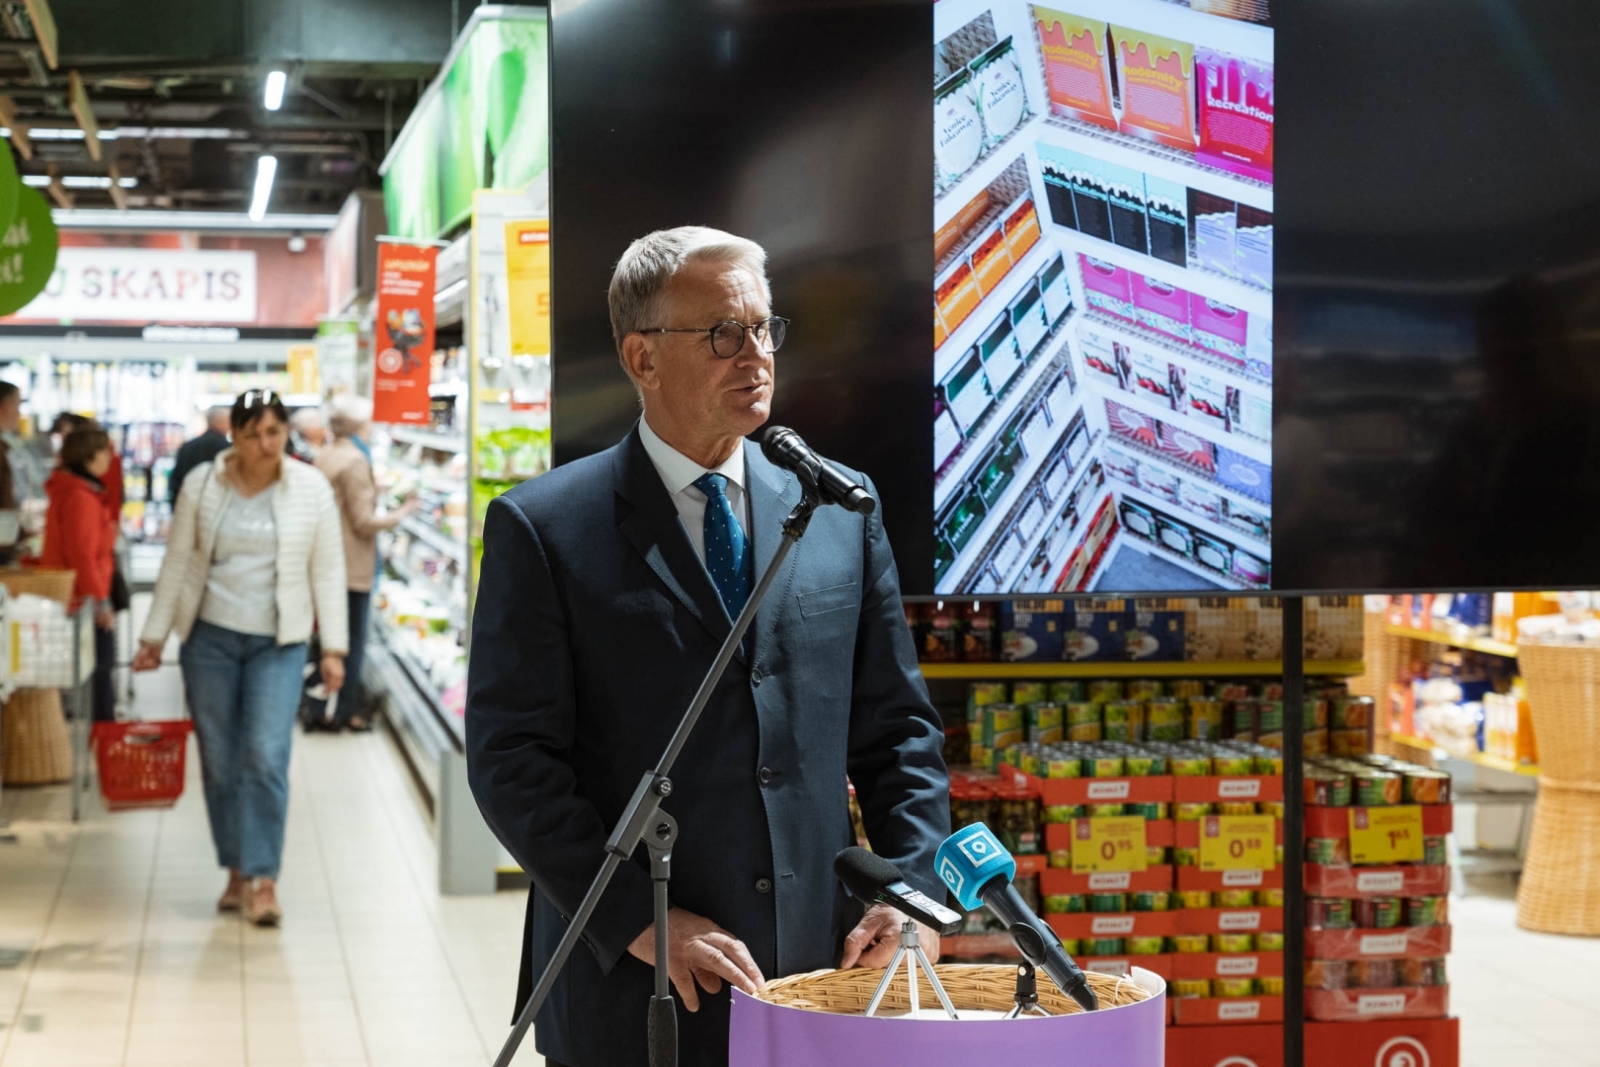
[373,240,437,424]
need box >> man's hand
[840,903,941,970]
[320,654,345,692]
[627,907,766,1012]
[131,641,162,672]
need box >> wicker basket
[0,687,71,785]
[1516,642,1600,934]
[757,964,1149,1017]
[0,567,76,605]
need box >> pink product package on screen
[1132,273,1192,344]
[1191,295,1249,365]
[1197,49,1274,182]
[1159,422,1218,474]
[1105,397,1160,448]
[1079,254,1135,322]
[1111,25,1197,152]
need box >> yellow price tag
[1348,806,1425,865]
[1071,816,1148,874]
[1199,814,1277,872]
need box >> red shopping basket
[90,721,194,811]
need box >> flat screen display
[932,0,1274,595]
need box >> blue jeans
[334,590,371,727]
[180,620,307,879]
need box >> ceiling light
[248,155,277,221]
[263,70,287,111]
[21,175,47,187]
[22,128,85,141]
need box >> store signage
[1215,957,1259,976]
[0,187,58,317]
[504,218,550,357]
[317,317,361,397]
[18,245,255,322]
[1217,910,1262,931]
[1349,805,1425,865]
[1070,815,1147,874]
[1199,814,1276,872]
[372,241,437,424]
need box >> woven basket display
[1351,608,1410,753]
[757,964,1149,1017]
[0,567,76,605]
[0,687,70,785]
[1516,642,1600,934]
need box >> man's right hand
[130,642,162,672]
[626,907,766,1012]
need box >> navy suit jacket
[466,425,950,1067]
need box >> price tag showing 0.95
[1071,816,1148,874]
[1349,805,1425,865]
[1199,814,1277,872]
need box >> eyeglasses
[637,316,789,359]
[238,389,281,409]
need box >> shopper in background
[0,383,21,563]
[288,407,327,464]
[170,406,231,505]
[131,389,349,927]
[0,382,43,506]
[314,395,417,732]
[39,426,118,721]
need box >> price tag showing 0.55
[1071,816,1148,874]
[1199,814,1277,872]
[1349,805,1425,865]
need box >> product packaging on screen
[932,1,1273,594]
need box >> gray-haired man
[466,226,950,1066]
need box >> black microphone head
[833,846,904,903]
[760,424,801,463]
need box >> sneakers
[247,878,283,927]
[218,870,248,913]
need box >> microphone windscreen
[833,846,905,904]
[934,823,1017,911]
[759,425,796,464]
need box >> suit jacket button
[755,877,773,893]
[758,766,774,785]
[751,667,763,686]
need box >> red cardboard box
[1171,995,1284,1026]
[1014,853,1048,877]
[1174,776,1283,803]
[1305,925,1452,960]
[1040,866,1174,895]
[1305,864,1451,898]
[1177,866,1284,893]
[1306,1016,1459,1067]
[1166,1022,1284,1067]
[1046,818,1175,852]
[1171,952,1285,980]
[1304,805,1453,839]
[1001,765,1176,806]
[1176,907,1284,935]
[1176,820,1283,848]
[1305,985,1449,1022]
[1047,910,1178,940]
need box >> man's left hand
[839,902,941,970]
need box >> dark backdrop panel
[550,0,934,590]
[1275,1,1600,591]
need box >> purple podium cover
[730,968,1166,1067]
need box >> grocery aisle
[0,664,542,1067]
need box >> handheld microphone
[759,426,875,514]
[934,824,1098,1012]
[834,847,963,935]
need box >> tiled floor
[0,663,542,1067]
[4,670,1600,1065]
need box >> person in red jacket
[40,426,117,720]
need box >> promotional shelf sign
[373,239,437,424]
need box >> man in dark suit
[467,227,950,1067]
[169,406,230,504]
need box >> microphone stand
[491,469,829,1067]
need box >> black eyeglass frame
[635,316,790,359]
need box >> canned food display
[1067,722,1103,742]
[1123,755,1157,778]
[1257,800,1286,820]
[1129,891,1170,913]
[1307,897,1354,930]
[1127,680,1165,701]
[1212,754,1254,777]
[1187,700,1224,741]
[1258,887,1285,908]
[1170,755,1212,777]
[1087,803,1126,818]
[1171,934,1211,953]
[1046,756,1083,778]
[1127,936,1165,955]
[1407,896,1449,927]
[1086,937,1125,956]
[1353,897,1402,929]
[1349,959,1398,989]
[1306,837,1351,867]
[1170,679,1206,698]
[1214,889,1256,908]
[1043,804,1082,823]
[1255,930,1285,952]
[1088,893,1126,913]
[1050,681,1087,704]
[1087,756,1125,778]
[1304,768,1353,807]
[1043,894,1085,914]
[993,783,1043,855]
[1423,836,1447,866]
[1217,801,1258,816]
[1354,770,1403,807]
[1049,850,1071,868]
[1088,680,1124,703]
[1212,933,1254,953]
[1400,958,1447,987]
[1145,846,1169,866]
[1173,848,1200,867]
[1125,802,1168,820]
[1253,752,1285,775]
[1012,682,1047,707]
[1059,938,1082,955]
[1066,702,1101,727]
[949,781,994,830]
[1305,958,1349,990]
[1171,979,1211,998]
[1175,802,1214,822]
[1177,890,1213,909]
[1212,978,1255,998]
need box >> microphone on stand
[934,824,1099,1013]
[760,426,876,514]
[834,847,963,935]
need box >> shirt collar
[637,415,745,497]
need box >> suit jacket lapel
[745,442,801,665]
[612,425,734,648]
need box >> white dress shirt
[637,416,750,564]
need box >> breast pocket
[797,582,859,620]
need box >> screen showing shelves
[934,0,1271,595]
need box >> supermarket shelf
[1121,527,1265,590]
[392,427,467,453]
[1082,306,1271,388]
[401,514,467,567]
[1384,624,1518,659]
[1087,373,1270,462]
[935,115,1046,228]
[1107,427,1271,511]
[1002,437,1105,590]
[936,313,1076,511]
[1044,218,1271,318]
[935,238,1059,383]
[919,660,1366,679]
[1390,732,1539,777]
[1116,481,1270,557]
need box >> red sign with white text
[373,241,436,425]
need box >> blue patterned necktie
[694,471,751,620]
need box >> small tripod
[1004,961,1051,1019]
[863,921,959,1020]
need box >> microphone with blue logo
[935,823,1098,1013]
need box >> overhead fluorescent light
[263,70,287,111]
[22,128,86,141]
[54,175,138,189]
[21,175,47,187]
[143,326,241,343]
[52,209,337,231]
[248,155,277,221]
